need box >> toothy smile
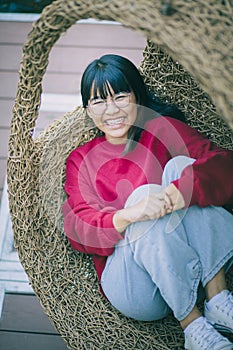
[105,117,125,126]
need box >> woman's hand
[164,183,185,212]
[128,191,170,222]
[113,184,185,233]
[113,190,170,233]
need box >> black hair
[81,54,186,153]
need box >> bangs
[82,63,132,107]
[93,68,131,100]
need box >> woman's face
[86,84,137,144]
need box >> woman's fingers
[164,192,173,211]
[164,183,185,211]
[127,189,176,224]
[139,193,168,220]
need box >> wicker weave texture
[7,0,233,349]
[140,41,233,149]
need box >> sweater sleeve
[62,150,124,256]
[163,118,233,208]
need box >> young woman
[63,54,233,350]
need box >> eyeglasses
[87,92,131,115]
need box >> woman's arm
[157,117,233,208]
[63,152,124,256]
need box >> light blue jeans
[101,156,233,321]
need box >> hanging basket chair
[7,1,233,349]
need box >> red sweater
[62,117,233,280]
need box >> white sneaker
[205,290,233,334]
[184,316,233,349]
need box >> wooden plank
[0,99,15,128]
[47,46,144,73]
[0,129,10,158]
[0,95,75,129]
[0,70,78,97]
[0,72,18,99]
[0,288,4,317]
[0,178,9,257]
[0,20,145,48]
[0,293,58,334]
[0,44,22,70]
[36,111,63,131]
[0,21,33,44]
[40,93,81,112]
[0,181,32,294]
[42,72,82,94]
[0,39,144,74]
[37,92,80,131]
[0,267,28,282]
[0,159,7,191]
[0,331,68,350]
[56,22,146,48]
[0,258,25,270]
[0,281,32,294]
[0,209,15,260]
[0,158,7,194]
[0,70,80,98]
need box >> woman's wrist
[165,183,185,211]
[113,208,133,233]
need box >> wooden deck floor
[0,178,69,349]
[0,293,68,350]
[0,184,68,348]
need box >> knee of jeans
[104,284,171,322]
[124,184,162,208]
[162,156,196,186]
[123,299,171,322]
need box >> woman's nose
[105,100,120,114]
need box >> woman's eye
[115,94,127,101]
[93,99,105,105]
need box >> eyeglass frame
[86,92,131,115]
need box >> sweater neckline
[99,136,126,153]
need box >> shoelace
[217,292,233,318]
[191,320,229,349]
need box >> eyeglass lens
[89,92,130,115]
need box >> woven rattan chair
[7,1,233,349]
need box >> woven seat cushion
[7,1,233,349]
